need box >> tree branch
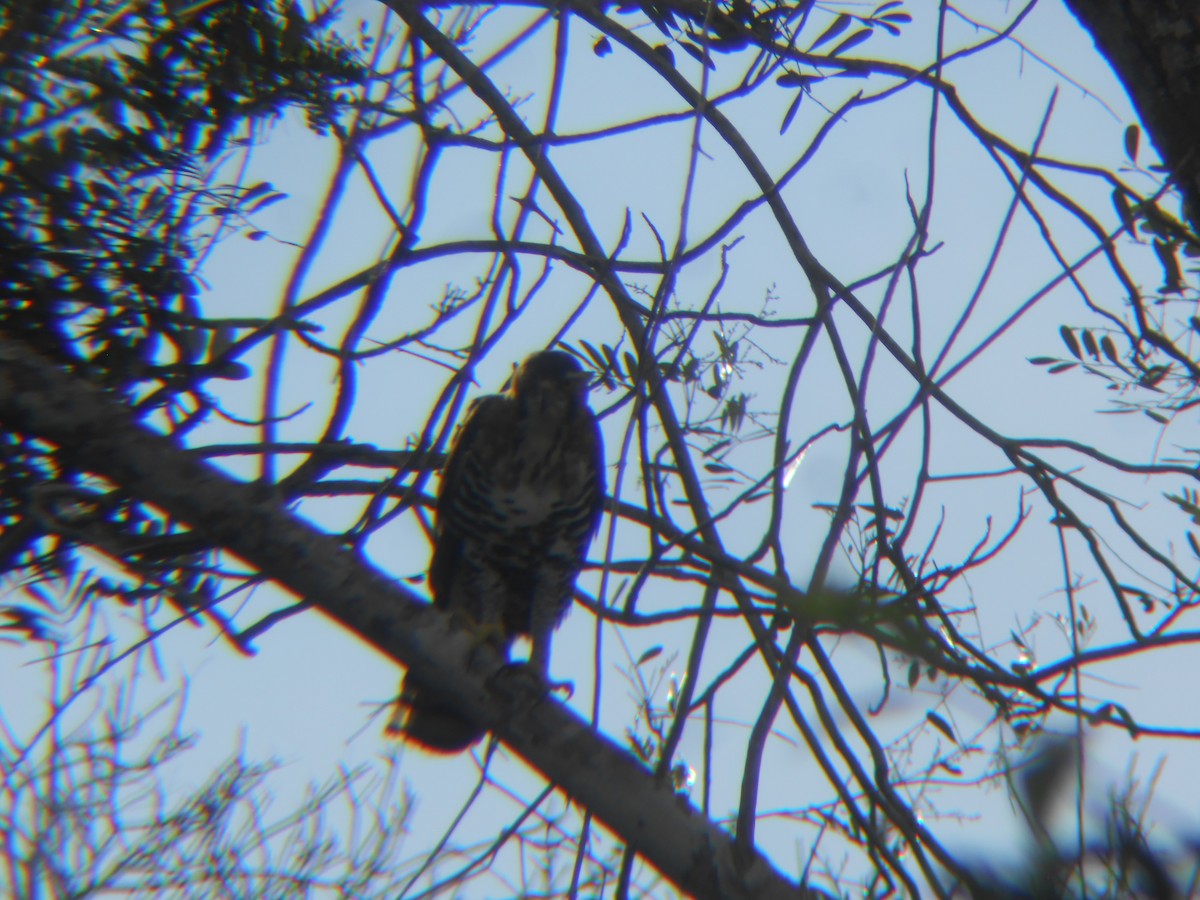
[0,335,810,900]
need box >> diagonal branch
[0,335,811,900]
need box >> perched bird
[388,350,605,752]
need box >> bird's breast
[462,418,594,530]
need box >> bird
[388,350,605,752]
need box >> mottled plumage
[388,351,605,752]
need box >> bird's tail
[386,672,484,753]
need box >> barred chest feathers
[490,415,593,529]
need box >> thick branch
[0,336,808,900]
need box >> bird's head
[511,350,592,413]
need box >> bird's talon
[496,660,541,683]
[492,663,573,700]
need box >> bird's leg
[496,631,573,701]
[529,624,573,699]
[462,563,512,671]
[493,575,573,698]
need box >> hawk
[388,350,605,752]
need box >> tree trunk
[1063,0,1200,230]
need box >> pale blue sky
[7,1,1198,894]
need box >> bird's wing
[583,407,606,546]
[428,393,508,607]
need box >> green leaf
[240,181,273,204]
[579,340,608,372]
[644,4,677,37]
[1112,189,1135,231]
[246,191,286,214]
[600,343,619,378]
[623,351,639,383]
[1080,329,1099,359]
[1059,325,1081,359]
[809,13,851,51]
[829,28,872,57]
[1140,364,1171,388]
[1100,334,1121,366]
[1124,124,1139,162]
[926,711,956,743]
[779,89,803,134]
[637,646,663,666]
[1168,489,1200,524]
[1109,703,1140,738]
[678,41,715,69]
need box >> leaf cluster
[0,0,366,581]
